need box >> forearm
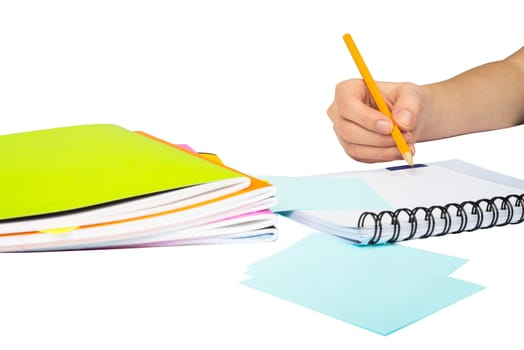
[419,47,524,141]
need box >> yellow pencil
[342,33,414,166]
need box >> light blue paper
[243,270,483,335]
[262,176,391,212]
[246,233,468,276]
[242,233,484,335]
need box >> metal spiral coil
[357,193,524,244]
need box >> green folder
[0,124,245,220]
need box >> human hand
[327,79,428,163]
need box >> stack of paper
[0,124,277,252]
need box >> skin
[327,46,524,163]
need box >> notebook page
[292,160,524,228]
[358,164,523,209]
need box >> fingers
[328,79,421,163]
[333,123,415,163]
[332,80,394,135]
[336,134,416,163]
[332,116,413,148]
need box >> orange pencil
[342,33,414,166]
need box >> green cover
[0,124,244,220]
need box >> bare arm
[418,47,524,141]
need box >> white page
[286,160,524,243]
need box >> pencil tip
[403,152,414,167]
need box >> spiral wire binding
[357,193,524,244]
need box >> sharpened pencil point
[403,152,414,167]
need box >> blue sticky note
[262,176,391,212]
[242,233,484,335]
[246,233,468,276]
[243,270,483,335]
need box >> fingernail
[375,120,393,134]
[397,110,413,128]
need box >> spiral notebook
[273,159,524,244]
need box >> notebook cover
[0,124,245,220]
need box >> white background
[0,1,523,349]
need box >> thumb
[391,84,423,131]
[394,109,415,131]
